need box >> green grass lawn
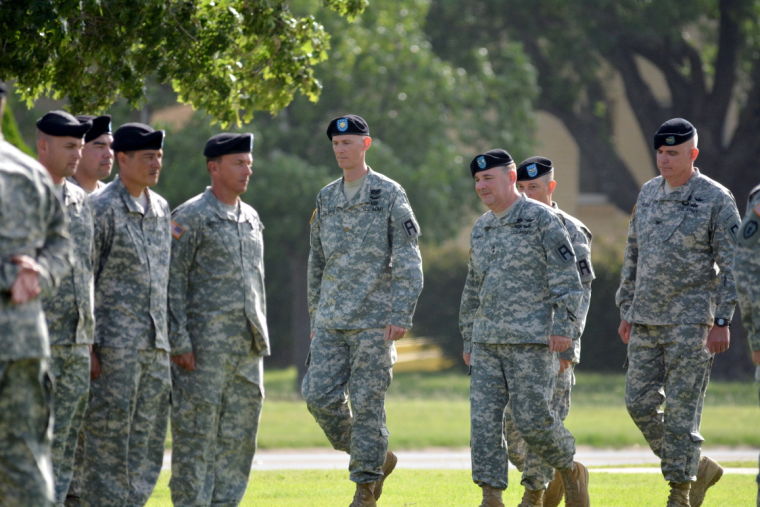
[256,368,759,449]
[146,469,759,506]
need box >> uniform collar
[334,167,375,207]
[488,193,527,225]
[114,175,154,216]
[659,168,702,198]
[202,186,253,224]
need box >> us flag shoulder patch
[171,220,187,240]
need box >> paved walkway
[162,447,758,475]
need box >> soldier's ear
[548,180,558,194]
[362,136,373,150]
[689,146,699,162]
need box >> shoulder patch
[309,208,317,225]
[171,220,187,240]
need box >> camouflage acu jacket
[460,194,583,354]
[168,187,270,356]
[616,169,740,326]
[0,140,70,360]
[42,180,94,346]
[308,169,423,330]
[736,183,760,352]
[90,176,171,351]
[553,202,594,363]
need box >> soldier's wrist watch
[714,318,730,327]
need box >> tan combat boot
[689,456,723,507]
[542,470,565,507]
[479,485,505,507]
[373,451,398,500]
[666,481,691,507]
[517,487,544,507]
[558,461,589,507]
[349,482,376,507]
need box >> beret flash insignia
[665,135,675,145]
[477,155,486,169]
[337,118,348,132]
[527,163,538,178]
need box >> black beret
[111,122,164,152]
[326,114,370,140]
[516,156,553,181]
[470,149,513,177]
[204,133,253,158]
[76,114,112,143]
[36,110,91,138]
[653,118,696,150]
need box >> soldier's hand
[10,255,42,304]
[549,335,572,352]
[171,351,197,371]
[90,347,102,380]
[384,325,407,341]
[618,320,632,344]
[706,325,730,354]
[752,350,760,365]
[462,352,471,366]
[559,358,572,372]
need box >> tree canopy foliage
[428,0,760,212]
[0,0,367,125]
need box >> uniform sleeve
[35,182,72,295]
[306,195,325,327]
[389,189,424,328]
[616,206,638,321]
[710,193,740,321]
[543,213,583,338]
[560,226,593,361]
[735,198,760,350]
[458,249,482,355]
[167,211,198,355]
[90,201,113,346]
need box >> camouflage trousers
[0,358,54,505]
[626,324,712,483]
[504,364,575,488]
[170,346,264,506]
[50,344,90,505]
[470,342,575,490]
[756,366,759,492]
[302,328,395,484]
[81,347,170,506]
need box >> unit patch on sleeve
[171,220,187,240]
[404,218,418,237]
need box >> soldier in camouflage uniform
[65,114,112,506]
[36,110,96,506]
[460,149,589,507]
[0,83,71,505]
[616,118,740,507]
[70,115,113,194]
[168,133,270,505]
[81,123,172,506]
[502,156,594,507]
[302,115,423,507]
[734,183,760,507]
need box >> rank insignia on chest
[171,220,187,240]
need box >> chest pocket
[241,218,264,264]
[208,219,241,260]
[320,202,385,257]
